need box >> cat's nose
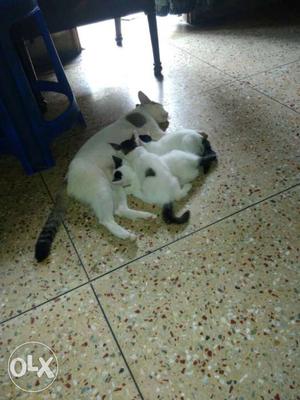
[159,121,169,131]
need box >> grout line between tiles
[90,283,145,400]
[40,173,56,201]
[39,179,300,281]
[1,182,299,327]
[170,45,300,114]
[238,58,300,80]
[63,220,90,279]
[242,84,300,115]
[88,181,300,283]
[40,173,91,281]
[172,38,300,79]
[39,175,144,398]
[0,280,90,325]
[170,41,238,80]
[170,41,300,99]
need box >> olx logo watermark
[8,341,58,393]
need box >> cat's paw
[182,183,192,195]
[118,230,137,241]
[128,233,137,242]
[141,212,157,220]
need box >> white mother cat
[35,92,169,262]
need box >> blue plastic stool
[0,0,85,175]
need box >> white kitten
[35,92,169,262]
[138,128,208,156]
[111,132,217,224]
[138,129,217,175]
[111,138,192,224]
[161,150,201,185]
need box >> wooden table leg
[147,9,163,79]
[114,17,123,46]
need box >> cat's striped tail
[35,180,68,262]
[162,203,190,224]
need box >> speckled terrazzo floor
[1,10,300,400]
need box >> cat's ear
[112,156,123,169]
[110,143,121,151]
[139,134,152,143]
[112,170,123,183]
[138,91,151,105]
[120,134,135,146]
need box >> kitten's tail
[162,203,190,224]
[35,180,68,262]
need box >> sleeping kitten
[138,128,207,155]
[35,91,169,262]
[110,136,193,224]
[138,130,217,174]
[111,133,217,223]
[162,150,204,185]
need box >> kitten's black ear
[121,134,135,146]
[120,135,135,146]
[145,168,156,177]
[139,134,152,143]
[138,91,151,105]
[110,143,121,151]
[112,156,123,169]
[112,170,123,182]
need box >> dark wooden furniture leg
[147,10,163,79]
[114,17,123,46]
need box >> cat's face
[112,162,137,193]
[111,154,136,188]
[137,91,169,132]
[137,103,169,131]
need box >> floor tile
[0,190,87,322]
[169,20,300,79]
[0,10,299,400]
[0,285,140,399]
[41,81,300,278]
[0,155,45,197]
[93,187,300,400]
[245,61,300,112]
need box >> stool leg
[114,18,123,47]
[0,33,55,172]
[34,9,86,129]
[35,11,70,89]
[14,38,48,113]
[146,9,163,79]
